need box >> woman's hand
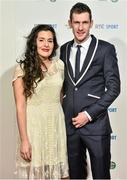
[20,140,32,162]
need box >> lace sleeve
[56,59,64,80]
[12,64,24,83]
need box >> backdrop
[0,0,127,179]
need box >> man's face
[69,12,93,43]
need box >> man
[60,2,120,179]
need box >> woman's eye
[39,39,43,42]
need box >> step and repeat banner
[0,0,127,179]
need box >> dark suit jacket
[60,35,120,136]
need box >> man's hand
[72,112,90,128]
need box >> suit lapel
[79,35,96,78]
[75,35,98,86]
[65,36,98,86]
[65,40,75,83]
[75,35,98,85]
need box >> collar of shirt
[70,35,92,76]
[73,35,92,50]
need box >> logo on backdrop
[110,161,116,169]
[111,134,117,140]
[50,24,57,29]
[95,24,119,30]
[108,107,117,112]
[111,0,119,2]
[50,0,56,2]
[65,24,71,29]
[98,0,119,2]
[50,0,119,2]
[35,24,57,29]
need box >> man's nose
[79,23,83,30]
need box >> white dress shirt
[69,35,92,77]
[69,35,92,121]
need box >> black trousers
[67,131,111,179]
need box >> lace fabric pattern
[13,59,69,179]
[16,163,69,179]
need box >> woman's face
[36,30,54,60]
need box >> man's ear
[68,20,72,29]
[90,20,93,28]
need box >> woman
[12,24,69,179]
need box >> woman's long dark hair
[18,24,58,98]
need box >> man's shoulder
[97,38,116,53]
[61,40,73,49]
[98,38,114,48]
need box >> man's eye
[83,21,89,24]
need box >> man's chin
[76,37,86,43]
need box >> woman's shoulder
[15,63,24,75]
[12,63,24,82]
[53,58,64,70]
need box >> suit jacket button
[75,87,78,91]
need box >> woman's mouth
[41,49,50,52]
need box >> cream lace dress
[13,58,69,179]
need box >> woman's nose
[44,40,49,46]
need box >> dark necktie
[75,45,81,82]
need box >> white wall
[0,0,127,179]
[0,1,17,178]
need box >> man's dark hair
[70,2,92,21]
